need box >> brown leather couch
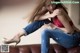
[1,44,80,53]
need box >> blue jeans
[23,19,51,35]
[41,28,80,53]
[23,20,80,53]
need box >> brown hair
[54,0,68,14]
[27,0,46,23]
[27,0,67,23]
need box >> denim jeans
[23,20,80,53]
[23,19,51,35]
[41,28,80,53]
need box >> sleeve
[23,19,51,35]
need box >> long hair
[27,0,67,23]
[54,0,68,14]
[27,0,46,23]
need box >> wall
[69,0,80,29]
[61,0,80,29]
[0,0,80,45]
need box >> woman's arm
[34,5,54,20]
[37,9,59,20]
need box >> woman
[4,0,80,53]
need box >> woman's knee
[41,29,51,38]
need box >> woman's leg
[41,28,80,53]
[41,28,62,53]
[23,19,51,35]
[41,29,51,53]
